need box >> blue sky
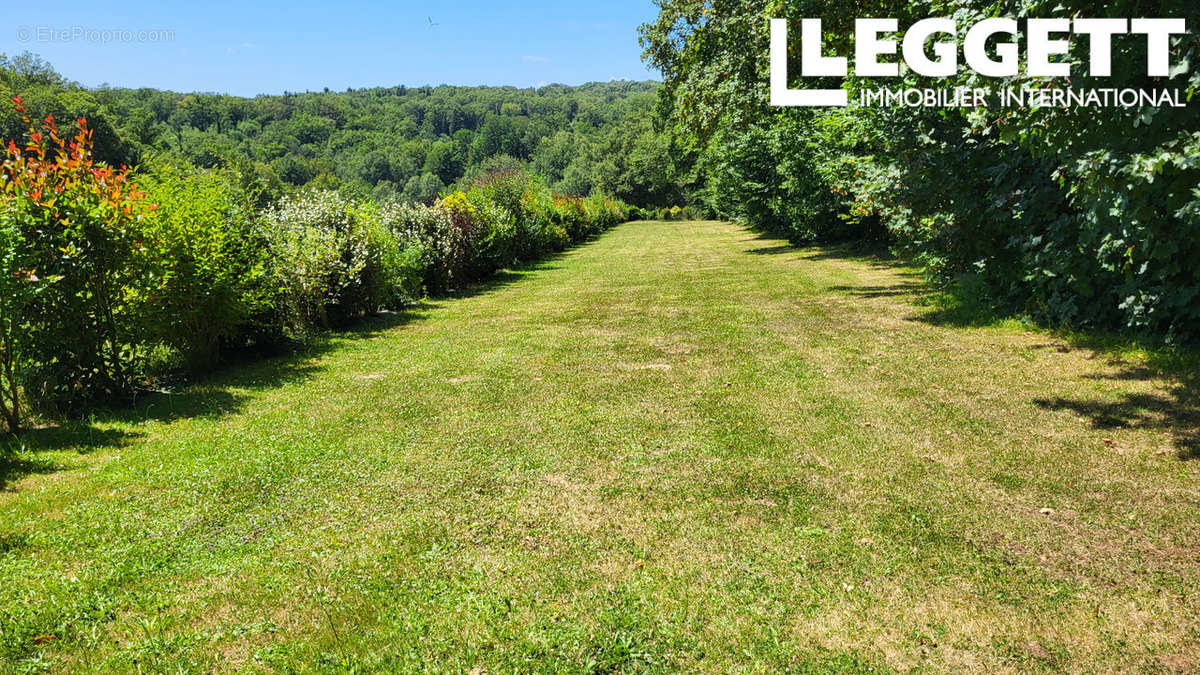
[1,0,661,96]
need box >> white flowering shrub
[378,200,464,294]
[261,190,421,329]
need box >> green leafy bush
[260,190,421,330]
[378,200,461,294]
[551,193,590,240]
[361,207,426,312]
[435,190,492,282]
[521,187,571,252]
[1,98,150,420]
[382,167,632,294]
[0,193,37,430]
[135,159,273,370]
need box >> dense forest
[641,0,1199,341]
[0,52,687,208]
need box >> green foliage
[260,190,420,330]
[55,59,686,209]
[399,172,445,204]
[379,200,464,295]
[0,192,37,431]
[0,53,132,166]
[134,160,272,370]
[1,98,150,420]
[382,166,633,293]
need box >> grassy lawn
[1,220,1198,672]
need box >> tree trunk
[0,348,20,433]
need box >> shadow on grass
[1033,348,1200,460]
[918,283,1200,459]
[742,230,895,263]
[447,268,539,301]
[796,245,896,265]
[438,251,570,302]
[909,278,1021,328]
[738,225,1200,460]
[0,449,65,492]
[1,412,154,490]
[746,244,795,256]
[828,282,930,299]
[0,352,331,489]
[0,250,579,489]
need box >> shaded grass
[1,220,1198,672]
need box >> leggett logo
[769,18,1189,108]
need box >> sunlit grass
[1,220,1197,672]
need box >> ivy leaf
[1168,58,1190,80]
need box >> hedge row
[0,102,632,429]
[632,204,706,222]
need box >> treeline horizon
[0,52,689,209]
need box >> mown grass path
[2,220,1198,672]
